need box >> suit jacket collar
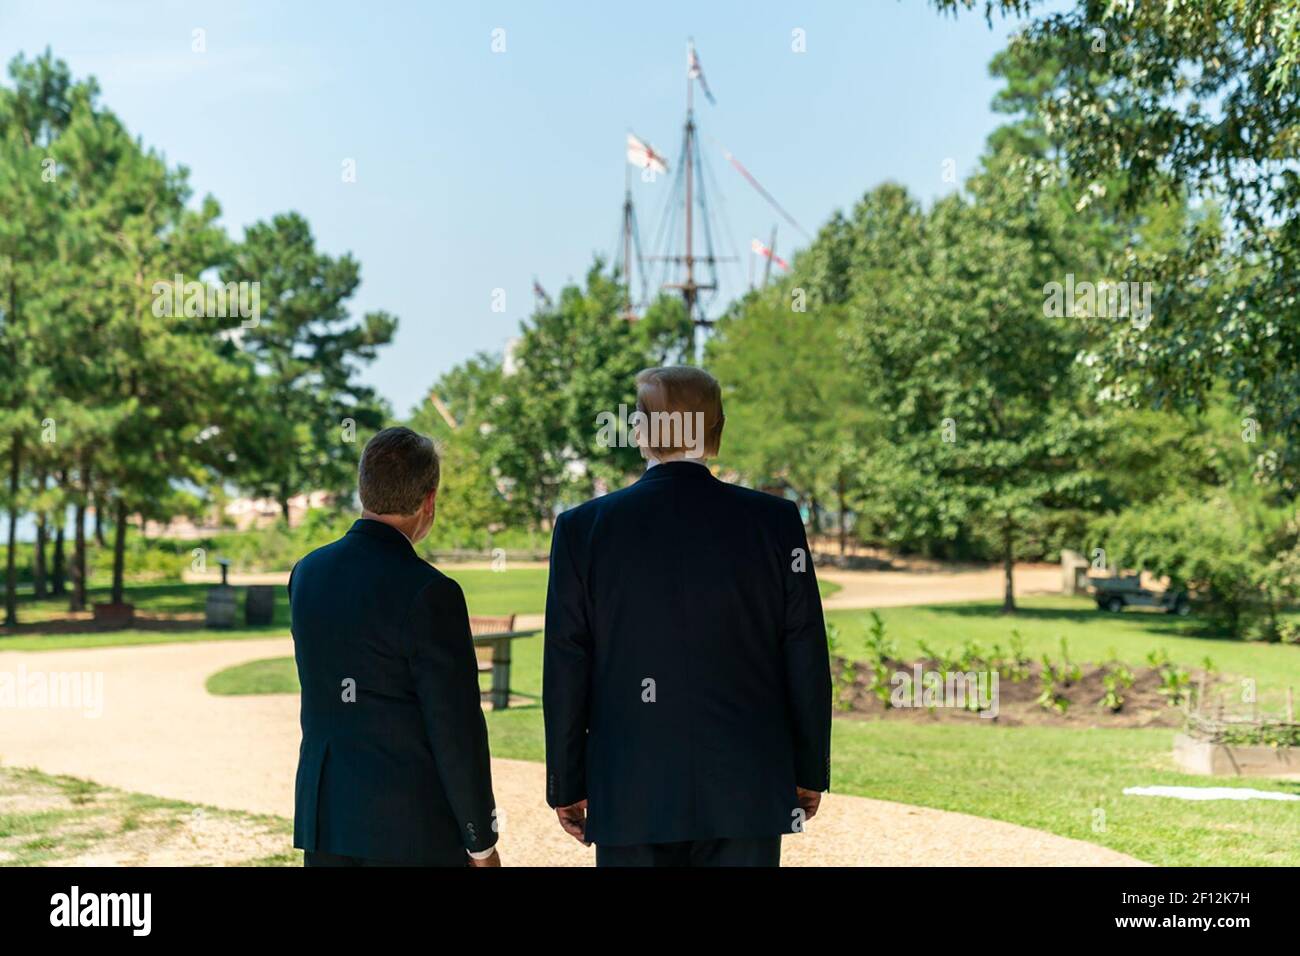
[636,460,717,484]
[348,518,417,553]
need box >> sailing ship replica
[616,41,804,359]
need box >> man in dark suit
[544,366,832,866]
[290,426,500,867]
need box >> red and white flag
[687,40,716,105]
[751,237,789,271]
[626,133,668,174]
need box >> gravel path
[0,636,1144,866]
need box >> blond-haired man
[543,367,832,866]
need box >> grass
[0,766,296,867]
[205,657,300,696]
[1,570,836,651]
[829,721,1300,866]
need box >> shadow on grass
[5,581,290,636]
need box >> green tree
[0,51,76,623]
[709,296,880,552]
[91,142,233,605]
[224,213,396,524]
[935,0,1300,488]
[848,150,1108,610]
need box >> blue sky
[1,0,1027,415]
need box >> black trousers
[595,836,782,868]
[304,850,467,868]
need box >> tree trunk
[94,496,107,548]
[69,461,89,613]
[69,500,86,612]
[837,473,848,557]
[279,492,292,528]
[33,508,47,599]
[1001,518,1016,614]
[110,497,129,605]
[52,523,66,596]
[4,437,20,628]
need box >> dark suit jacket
[543,461,832,846]
[289,518,497,865]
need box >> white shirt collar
[645,456,710,471]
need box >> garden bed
[830,656,1204,729]
[1172,733,1300,778]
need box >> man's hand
[796,787,822,822]
[555,799,590,845]
[468,848,501,867]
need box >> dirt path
[0,637,1142,866]
[819,562,1062,610]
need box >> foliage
[1147,647,1193,706]
[1100,658,1135,713]
[825,621,857,711]
[937,0,1300,490]
[1094,491,1299,639]
[0,51,398,624]
[223,212,395,522]
[1036,638,1080,714]
[860,611,897,707]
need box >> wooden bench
[469,615,538,710]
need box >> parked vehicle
[1088,573,1190,615]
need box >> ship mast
[662,41,721,360]
[621,166,636,320]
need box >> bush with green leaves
[1146,648,1192,707]
[1093,492,1299,640]
[825,621,857,712]
[861,611,897,707]
[1099,659,1135,713]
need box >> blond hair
[633,366,725,459]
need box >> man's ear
[425,488,438,512]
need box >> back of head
[634,366,725,460]
[358,426,441,515]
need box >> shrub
[1092,492,1299,639]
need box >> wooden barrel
[205,587,238,629]
[245,585,276,626]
